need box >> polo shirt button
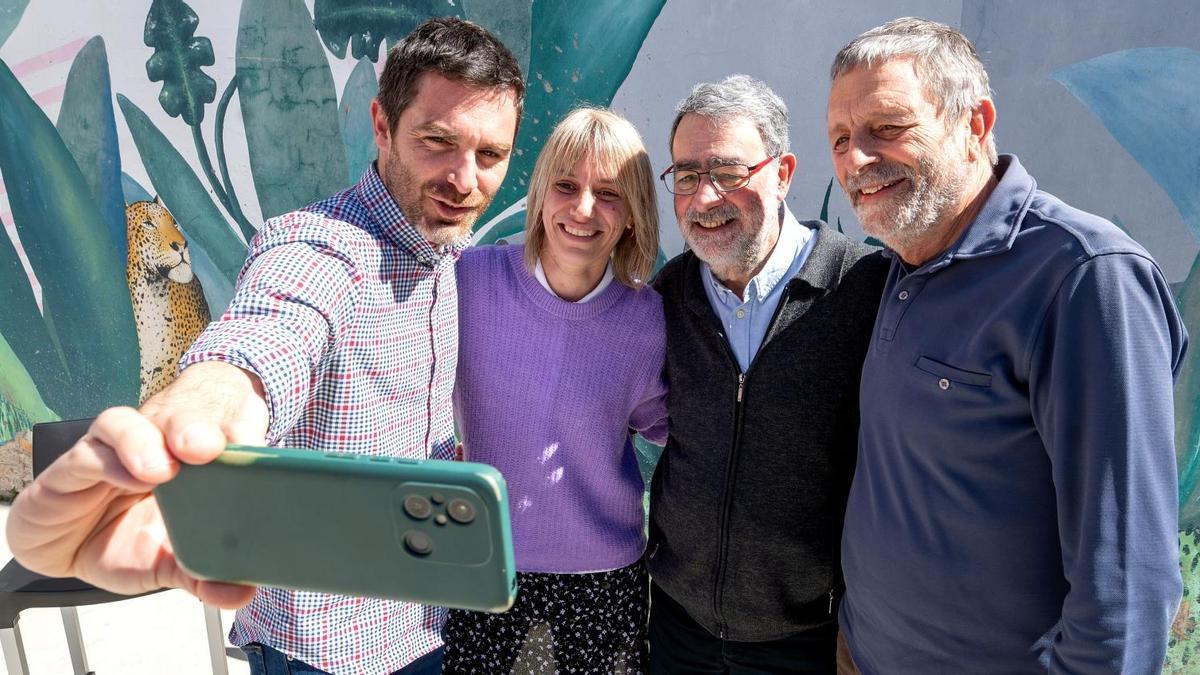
[938,378,951,390]
[736,309,746,319]
[898,290,910,300]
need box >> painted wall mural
[1,0,1198,670]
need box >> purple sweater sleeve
[630,367,668,446]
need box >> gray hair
[668,74,789,157]
[831,17,997,163]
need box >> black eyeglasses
[659,156,777,195]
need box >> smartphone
[154,445,516,613]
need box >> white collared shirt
[535,258,615,303]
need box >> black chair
[0,418,230,674]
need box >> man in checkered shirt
[8,17,524,675]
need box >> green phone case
[154,445,516,613]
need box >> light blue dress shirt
[701,204,815,373]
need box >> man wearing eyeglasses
[646,74,888,673]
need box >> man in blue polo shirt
[826,17,1186,674]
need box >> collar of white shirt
[534,257,616,303]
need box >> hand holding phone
[154,445,517,612]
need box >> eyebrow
[412,122,513,153]
[671,157,746,171]
[559,169,619,186]
[411,122,455,139]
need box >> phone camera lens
[403,495,433,520]
[447,498,476,524]
[403,530,433,556]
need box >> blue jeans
[242,642,443,675]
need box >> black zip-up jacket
[648,222,888,641]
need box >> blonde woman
[445,108,667,673]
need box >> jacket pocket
[914,356,992,387]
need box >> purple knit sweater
[454,244,668,573]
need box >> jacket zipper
[710,286,792,640]
[712,367,744,640]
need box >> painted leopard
[126,197,210,402]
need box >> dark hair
[377,17,526,132]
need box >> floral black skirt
[442,560,649,674]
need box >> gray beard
[682,200,772,279]
[848,155,968,252]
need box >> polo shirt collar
[354,163,469,267]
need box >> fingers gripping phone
[154,445,517,612]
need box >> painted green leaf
[819,178,834,223]
[143,0,217,126]
[0,329,57,440]
[1175,253,1200,529]
[0,217,69,408]
[0,59,139,416]
[653,246,667,276]
[339,57,377,186]
[632,434,662,486]
[462,0,531,77]
[0,0,29,48]
[57,36,126,259]
[118,94,246,284]
[237,0,348,219]
[478,0,667,228]
[476,206,527,247]
[313,0,461,62]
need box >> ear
[966,98,996,161]
[775,152,798,196]
[371,98,392,154]
[154,195,163,206]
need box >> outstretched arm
[6,361,268,609]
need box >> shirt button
[736,309,746,319]
[938,378,951,390]
[898,290,910,300]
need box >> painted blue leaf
[0,0,28,48]
[56,37,126,259]
[1052,48,1200,240]
[339,57,377,186]
[118,94,247,283]
[478,0,666,228]
[122,172,154,203]
[184,228,236,317]
[313,0,461,62]
[237,0,349,219]
[1055,49,1200,529]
